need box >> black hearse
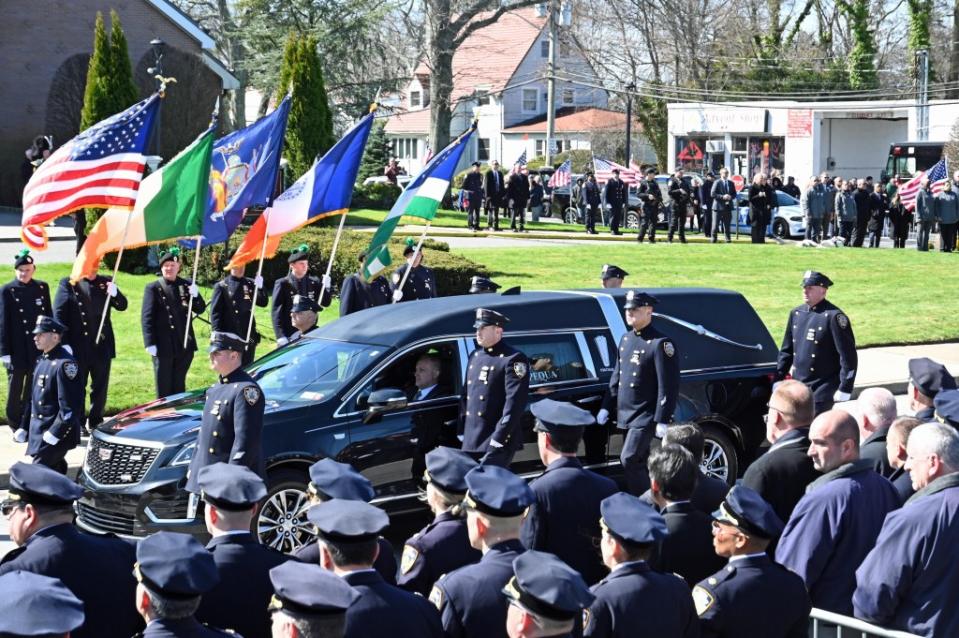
[77,288,778,551]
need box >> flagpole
[321,211,348,303]
[94,213,134,345]
[245,209,271,346]
[392,221,431,304]
[183,235,203,349]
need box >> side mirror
[363,388,408,424]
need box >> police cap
[7,462,83,506]
[158,247,181,266]
[31,315,66,335]
[307,458,375,502]
[403,238,418,256]
[645,168,657,175]
[288,243,311,264]
[469,276,501,294]
[623,290,659,309]
[601,264,628,280]
[208,331,246,354]
[712,485,783,540]
[531,398,595,434]
[463,465,534,517]
[473,308,509,329]
[268,561,360,616]
[909,357,957,398]
[13,249,34,269]
[307,499,389,542]
[197,462,267,510]
[424,447,477,494]
[0,571,84,636]
[291,295,319,314]
[599,492,667,544]
[934,389,959,427]
[135,532,219,597]
[503,551,595,622]
[801,270,833,288]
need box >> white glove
[42,431,60,446]
[834,390,851,402]
[277,337,289,347]
[596,409,609,425]
[0,355,10,367]
[457,434,464,442]
[12,429,27,443]
[392,289,403,302]
[188,283,199,298]
[322,274,332,290]
[107,282,118,297]
[254,275,264,289]
[655,423,669,438]
[489,439,504,449]
[145,345,158,357]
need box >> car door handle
[333,433,346,440]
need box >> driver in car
[408,352,452,483]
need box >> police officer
[0,462,142,638]
[272,244,332,344]
[185,332,265,494]
[142,248,207,398]
[430,465,534,638]
[584,492,699,638]
[462,308,529,467]
[636,169,662,243]
[288,296,319,343]
[0,571,84,638]
[133,532,232,637]
[469,275,501,294]
[667,169,690,243]
[503,550,595,638]
[600,265,628,289]
[507,166,529,232]
[0,249,52,429]
[582,173,601,235]
[53,264,127,432]
[16,316,82,473]
[463,162,485,231]
[309,499,444,638]
[392,239,437,302]
[603,169,628,235]
[268,561,360,638]
[908,357,956,421]
[195,463,288,638]
[597,291,680,495]
[485,160,506,231]
[398,447,481,596]
[210,264,267,366]
[692,486,811,638]
[340,252,391,316]
[521,399,617,585]
[776,271,857,415]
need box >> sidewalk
[0,210,75,243]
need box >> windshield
[247,337,382,407]
[777,191,798,206]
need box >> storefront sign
[826,110,903,120]
[671,108,768,134]
[787,109,812,137]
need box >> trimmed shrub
[352,181,401,210]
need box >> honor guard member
[340,252,391,316]
[210,264,268,366]
[603,169,628,235]
[309,500,444,638]
[142,248,207,399]
[294,458,398,584]
[584,493,699,638]
[391,239,437,302]
[462,308,529,467]
[597,291,680,495]
[503,550,595,638]
[692,486,811,638]
[776,271,857,415]
[272,244,332,345]
[463,162,485,231]
[17,316,82,473]
[0,462,142,638]
[468,275,501,294]
[195,463,288,638]
[398,447,481,596]
[908,357,956,421]
[0,249,52,429]
[600,264,627,289]
[636,169,662,243]
[185,332,265,494]
[430,465,534,638]
[0,571,84,638]
[288,296,319,343]
[521,399,618,585]
[268,561,360,638]
[485,160,506,231]
[133,532,233,638]
[53,264,127,432]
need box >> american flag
[548,159,571,188]
[899,158,948,211]
[21,94,160,249]
[593,157,638,184]
[510,150,527,174]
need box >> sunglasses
[1,501,24,516]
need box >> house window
[541,40,549,58]
[535,140,544,157]
[522,88,538,112]
[410,91,421,108]
[562,89,574,105]
[478,138,490,161]
[393,138,419,159]
[475,89,490,106]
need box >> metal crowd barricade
[809,608,923,638]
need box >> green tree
[107,10,138,110]
[840,0,878,90]
[357,120,391,182]
[79,12,113,132]
[907,0,933,81]
[276,35,334,177]
[635,97,667,171]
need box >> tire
[564,207,579,224]
[773,219,789,239]
[257,467,313,553]
[625,210,640,229]
[699,424,738,484]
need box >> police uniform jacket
[139,618,234,638]
[142,277,207,356]
[397,510,481,597]
[693,554,811,638]
[603,178,628,207]
[185,369,265,493]
[196,532,288,638]
[0,278,51,369]
[293,537,398,586]
[860,426,894,477]
[271,273,331,340]
[651,501,727,588]
[340,273,390,316]
[602,324,680,431]
[691,472,730,515]
[391,264,436,302]
[431,538,524,638]
[0,523,143,638]
[22,344,82,454]
[853,473,959,636]
[521,456,618,585]
[582,181,601,207]
[584,561,699,638]
[485,169,506,202]
[776,460,900,615]
[341,569,443,638]
[776,298,857,405]
[463,171,484,196]
[54,276,127,360]
[210,275,267,345]
[889,466,914,504]
[637,179,662,212]
[669,177,692,206]
[506,172,529,207]
[740,428,820,524]
[461,341,529,454]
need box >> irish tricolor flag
[70,126,214,282]
[362,123,476,279]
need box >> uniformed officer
[600,264,627,289]
[461,308,529,467]
[429,464,534,638]
[0,462,142,638]
[776,271,857,415]
[597,291,680,495]
[195,463,288,638]
[0,249,52,428]
[185,332,265,494]
[309,499,444,638]
[0,571,84,638]
[53,264,127,431]
[521,399,617,585]
[16,316,82,473]
[288,295,319,343]
[268,561,360,638]
[340,252,391,316]
[503,550,595,638]
[391,239,437,302]
[463,162,485,231]
[934,388,959,428]
[603,169,628,235]
[584,492,699,638]
[133,532,233,637]
[692,486,811,638]
[142,248,207,398]
[272,244,332,344]
[398,447,481,596]
[468,275,501,294]
[636,169,662,243]
[908,357,956,421]
[210,264,268,366]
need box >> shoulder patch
[242,386,261,406]
[429,585,445,610]
[401,544,420,575]
[513,361,527,378]
[692,585,715,616]
[836,313,849,329]
[663,341,675,357]
[63,361,78,380]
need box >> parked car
[550,176,656,228]
[77,288,777,551]
[732,190,806,239]
[363,174,413,188]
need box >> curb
[0,235,73,244]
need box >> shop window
[748,137,785,178]
[675,137,706,171]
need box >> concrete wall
[818,118,907,179]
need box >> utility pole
[545,1,557,166]
[917,49,929,141]
[624,82,635,166]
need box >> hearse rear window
[511,334,589,385]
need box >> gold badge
[63,361,79,380]
[513,362,527,378]
[401,545,419,575]
[582,608,592,631]
[429,585,444,610]
[242,386,261,406]
[837,313,849,329]
[663,341,675,357]
[692,585,715,616]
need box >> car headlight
[169,441,197,467]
